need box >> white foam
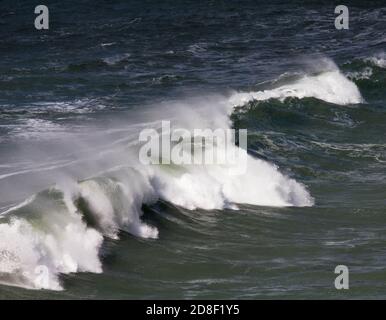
[77,169,159,239]
[230,67,364,106]
[0,209,103,291]
[5,59,364,291]
[0,168,162,291]
[0,141,313,291]
[148,145,313,210]
[78,180,119,239]
[103,53,130,65]
[366,53,386,68]
[346,67,373,80]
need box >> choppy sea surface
[0,1,386,299]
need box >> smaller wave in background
[341,52,386,102]
[0,57,367,291]
[230,59,364,106]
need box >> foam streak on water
[1,0,385,297]
[3,60,363,289]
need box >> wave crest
[230,60,364,106]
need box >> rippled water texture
[0,1,385,299]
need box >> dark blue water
[0,1,385,299]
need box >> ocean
[0,0,385,299]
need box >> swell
[0,57,367,291]
[342,52,386,102]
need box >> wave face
[0,168,158,290]
[5,59,365,289]
[1,0,385,299]
[0,148,315,290]
[0,56,369,290]
[0,55,370,291]
[0,137,314,290]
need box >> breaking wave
[230,59,364,106]
[1,57,365,291]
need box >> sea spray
[0,57,363,290]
